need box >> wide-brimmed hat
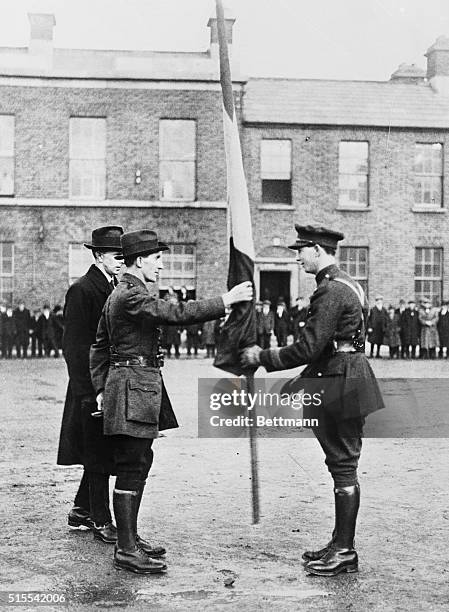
[84,226,124,251]
[121,229,169,258]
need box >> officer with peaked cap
[57,226,124,543]
[242,224,384,577]
[90,229,253,574]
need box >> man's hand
[241,345,262,368]
[222,282,253,307]
[96,392,104,412]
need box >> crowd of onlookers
[366,296,449,359]
[0,302,64,359]
[2,290,448,361]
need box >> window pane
[160,161,195,200]
[261,179,292,204]
[70,160,106,199]
[414,144,443,206]
[339,142,368,173]
[70,118,106,159]
[261,140,291,179]
[0,242,14,303]
[158,244,196,290]
[0,116,14,156]
[159,120,196,160]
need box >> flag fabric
[213,0,257,376]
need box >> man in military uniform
[57,226,124,544]
[90,229,253,574]
[242,225,384,577]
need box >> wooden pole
[246,371,260,524]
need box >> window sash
[338,142,369,207]
[261,140,291,180]
[69,118,106,159]
[69,160,106,199]
[414,176,442,206]
[158,244,196,290]
[0,115,14,156]
[159,120,196,161]
[159,160,195,201]
[338,247,368,282]
[414,143,443,175]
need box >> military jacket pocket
[125,376,161,424]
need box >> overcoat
[13,308,31,343]
[367,306,388,344]
[437,309,449,347]
[401,308,420,345]
[260,265,384,421]
[419,307,439,349]
[90,273,225,439]
[57,264,115,472]
[384,313,401,347]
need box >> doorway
[259,271,291,307]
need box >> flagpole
[246,370,260,524]
[215,0,260,525]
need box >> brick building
[0,12,448,308]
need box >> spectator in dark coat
[186,323,202,356]
[256,300,274,349]
[367,296,388,358]
[39,305,57,357]
[384,306,401,359]
[401,300,420,358]
[395,299,407,358]
[3,307,16,358]
[29,309,42,357]
[289,296,308,342]
[52,304,65,355]
[274,299,290,347]
[202,318,219,358]
[13,301,31,358]
[0,302,7,358]
[437,300,449,358]
[57,225,124,542]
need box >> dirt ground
[0,355,448,611]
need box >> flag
[213,0,257,376]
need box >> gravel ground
[0,355,448,611]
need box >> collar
[121,272,148,291]
[95,263,113,284]
[315,264,339,285]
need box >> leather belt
[334,341,356,353]
[111,355,160,367]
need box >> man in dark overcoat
[57,226,124,543]
[242,225,384,577]
[401,300,420,358]
[367,296,388,358]
[274,299,290,347]
[437,300,449,357]
[256,300,274,349]
[90,229,253,574]
[13,301,31,358]
[289,296,308,342]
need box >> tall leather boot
[133,481,166,558]
[302,529,335,563]
[113,489,167,574]
[306,485,359,576]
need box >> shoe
[136,534,166,558]
[305,547,358,576]
[92,521,117,544]
[114,546,167,574]
[302,530,335,563]
[68,506,94,530]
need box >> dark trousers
[276,332,288,347]
[187,336,200,356]
[257,333,271,349]
[73,469,111,525]
[206,344,216,358]
[312,415,364,488]
[389,346,399,359]
[31,335,43,357]
[111,435,154,492]
[16,333,29,358]
[370,343,381,357]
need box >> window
[69,118,106,199]
[338,141,369,207]
[339,247,369,297]
[158,244,196,290]
[0,115,14,196]
[0,242,14,304]
[159,120,196,201]
[415,248,443,306]
[68,243,94,285]
[414,143,443,206]
[261,139,292,204]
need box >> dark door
[259,271,291,307]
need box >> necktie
[109,280,115,292]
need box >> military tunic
[90,273,225,439]
[259,265,384,421]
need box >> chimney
[425,35,449,94]
[390,63,426,84]
[207,5,235,63]
[28,13,56,70]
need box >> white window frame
[338,246,369,297]
[0,241,14,303]
[158,244,196,290]
[338,141,369,208]
[415,247,443,306]
[69,117,106,200]
[414,143,443,207]
[0,115,15,196]
[159,119,196,202]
